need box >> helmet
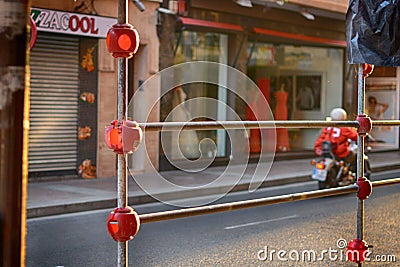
[330,108,347,121]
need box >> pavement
[27,150,400,218]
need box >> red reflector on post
[106,24,139,58]
[118,34,132,50]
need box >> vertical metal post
[356,64,365,267]
[0,1,30,266]
[117,0,129,266]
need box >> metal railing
[131,117,400,267]
[106,2,400,266]
[113,65,400,267]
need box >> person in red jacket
[314,108,358,161]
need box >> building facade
[28,0,399,179]
[29,0,161,180]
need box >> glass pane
[160,31,229,164]
[247,43,344,152]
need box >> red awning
[176,17,345,47]
[178,17,244,32]
[253,27,346,47]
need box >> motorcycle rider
[314,108,358,172]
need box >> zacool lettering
[31,9,99,35]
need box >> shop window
[160,31,229,167]
[365,67,399,150]
[247,43,344,151]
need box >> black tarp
[346,0,400,66]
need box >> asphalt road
[26,172,400,267]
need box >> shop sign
[30,7,117,38]
[248,44,276,66]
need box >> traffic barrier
[105,1,400,265]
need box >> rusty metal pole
[0,0,30,266]
[356,64,365,267]
[117,0,129,266]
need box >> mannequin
[273,84,290,152]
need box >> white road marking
[224,214,298,230]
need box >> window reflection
[161,31,228,163]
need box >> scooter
[311,140,371,190]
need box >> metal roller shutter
[29,33,79,172]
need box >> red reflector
[118,34,132,50]
[109,221,119,234]
[316,163,325,169]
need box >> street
[26,172,400,267]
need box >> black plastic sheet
[346,0,400,66]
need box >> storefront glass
[247,42,344,151]
[160,31,229,163]
[365,67,399,150]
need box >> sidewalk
[27,151,400,218]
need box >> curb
[27,175,311,218]
[27,163,400,219]
[372,164,400,173]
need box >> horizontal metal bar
[371,178,400,188]
[372,120,400,126]
[139,120,359,132]
[139,185,359,224]
[139,178,400,224]
[138,120,400,132]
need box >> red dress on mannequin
[247,78,272,153]
[274,89,290,152]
